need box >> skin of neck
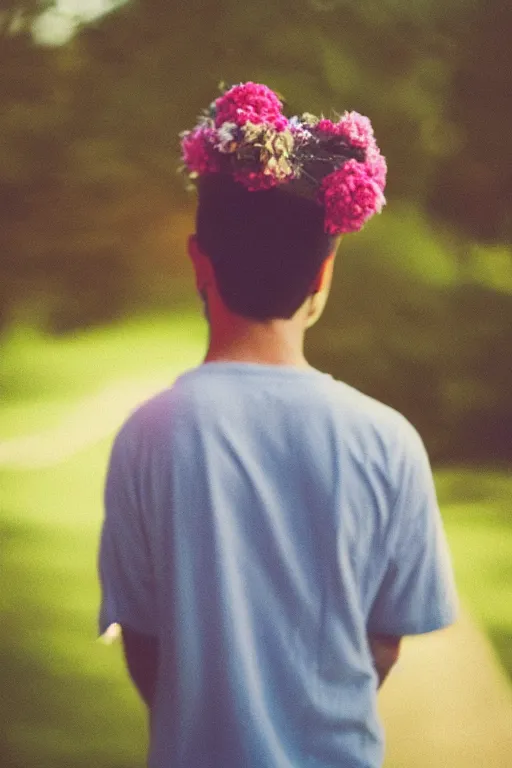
[188,236,338,368]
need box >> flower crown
[179,82,387,235]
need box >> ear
[188,235,213,292]
[311,249,336,293]
[187,234,202,265]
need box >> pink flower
[180,126,219,176]
[316,111,376,150]
[319,158,386,235]
[365,146,387,191]
[214,82,286,130]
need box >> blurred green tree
[0,0,510,461]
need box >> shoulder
[328,378,419,443]
[109,386,177,460]
[325,378,428,482]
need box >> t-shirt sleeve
[98,419,157,637]
[366,421,459,636]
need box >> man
[99,83,459,767]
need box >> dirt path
[379,608,512,767]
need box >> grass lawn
[1,312,511,767]
[0,311,207,767]
[0,310,207,437]
[435,470,512,681]
[0,440,146,768]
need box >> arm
[98,418,160,705]
[368,632,401,688]
[366,422,459,644]
[121,625,159,709]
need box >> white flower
[215,121,238,153]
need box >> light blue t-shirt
[99,362,459,768]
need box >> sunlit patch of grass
[0,440,147,767]
[0,310,207,407]
[0,399,75,441]
[0,310,207,446]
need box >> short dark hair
[196,174,336,321]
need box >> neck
[203,303,310,369]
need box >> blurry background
[0,0,511,766]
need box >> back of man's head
[196,173,336,321]
[182,82,387,322]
